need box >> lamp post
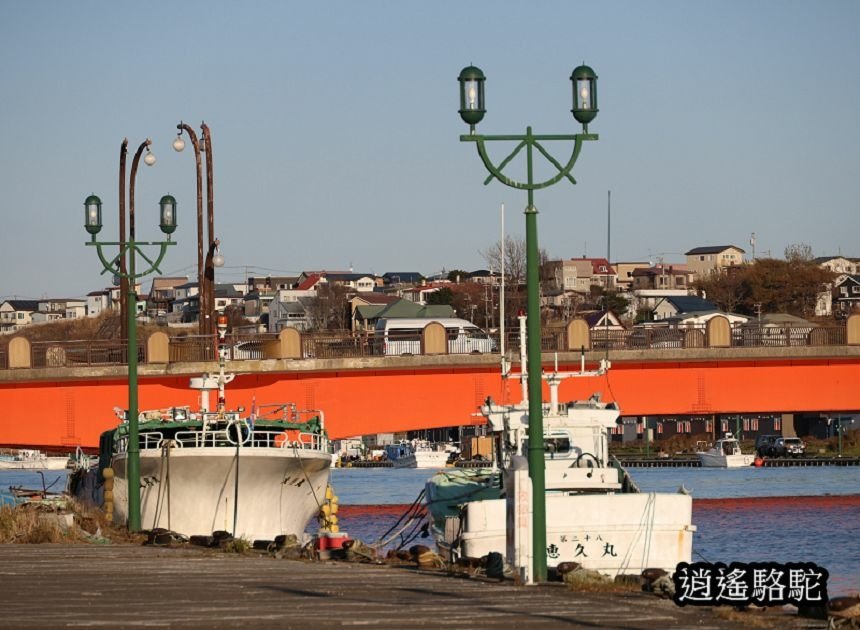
[83,140,177,531]
[173,122,223,339]
[458,63,598,583]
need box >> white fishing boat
[384,440,450,469]
[696,433,754,468]
[105,315,332,542]
[0,449,69,471]
[425,317,695,581]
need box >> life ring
[226,421,251,446]
[275,429,300,448]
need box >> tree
[305,283,351,331]
[694,257,834,319]
[480,236,547,286]
[784,242,814,263]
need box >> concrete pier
[0,544,821,629]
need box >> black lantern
[159,194,178,235]
[458,65,486,128]
[84,194,102,235]
[570,64,598,128]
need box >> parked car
[771,437,806,458]
[755,434,780,457]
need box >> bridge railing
[0,322,852,370]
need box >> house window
[700,256,705,261]
[17,313,24,320]
[853,287,860,295]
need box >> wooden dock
[0,543,812,629]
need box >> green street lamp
[83,139,177,532]
[458,64,598,583]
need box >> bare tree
[305,283,351,331]
[480,236,548,285]
[784,242,814,263]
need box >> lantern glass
[575,79,593,110]
[570,64,598,127]
[84,194,102,235]
[458,65,486,127]
[159,195,178,235]
[173,135,186,152]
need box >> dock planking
[0,544,819,629]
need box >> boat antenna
[216,312,229,415]
[605,190,611,366]
[499,202,507,376]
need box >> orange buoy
[754,456,764,467]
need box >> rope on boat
[152,441,174,531]
[371,488,429,551]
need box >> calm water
[3,466,858,596]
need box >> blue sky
[1,1,858,298]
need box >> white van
[374,318,497,356]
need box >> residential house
[374,299,455,321]
[146,276,187,318]
[171,281,200,322]
[814,256,860,276]
[297,271,378,293]
[269,297,314,332]
[382,272,423,287]
[0,299,39,334]
[30,298,87,324]
[613,262,651,291]
[652,296,718,321]
[684,245,745,278]
[86,290,113,317]
[400,283,447,304]
[268,286,319,332]
[627,264,692,319]
[584,310,625,349]
[833,275,860,316]
[467,269,501,286]
[247,276,298,292]
[544,257,616,293]
[350,293,401,332]
[213,284,246,313]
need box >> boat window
[544,436,571,456]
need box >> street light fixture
[458,63,598,583]
[83,139,177,532]
[174,121,220,338]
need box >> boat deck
[0,544,808,629]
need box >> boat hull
[112,447,331,541]
[436,492,695,577]
[392,450,450,469]
[0,457,68,471]
[697,452,754,468]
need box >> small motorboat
[696,433,754,468]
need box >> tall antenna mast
[500,203,507,375]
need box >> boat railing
[119,428,329,452]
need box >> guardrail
[0,322,851,370]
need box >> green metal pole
[127,243,141,531]
[523,126,547,583]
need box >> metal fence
[0,322,851,370]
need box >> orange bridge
[2,346,859,450]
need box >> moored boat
[0,449,69,471]
[384,440,450,469]
[103,315,332,542]
[696,433,754,468]
[425,317,695,580]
